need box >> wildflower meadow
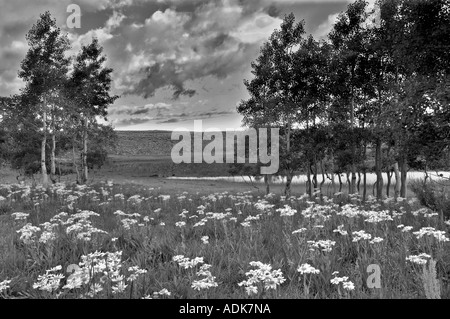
[0,182,449,299]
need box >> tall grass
[410,178,450,220]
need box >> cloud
[110,102,172,115]
[111,105,237,127]
[89,2,277,99]
[231,12,283,43]
[0,0,360,129]
[113,117,153,126]
[197,110,235,117]
[0,0,351,99]
[158,118,179,124]
[315,13,340,39]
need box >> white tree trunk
[72,139,80,184]
[51,134,56,176]
[41,108,49,186]
[82,117,88,183]
[394,162,400,199]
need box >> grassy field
[0,181,449,299]
[107,130,247,178]
[0,131,448,299]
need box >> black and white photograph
[0,0,449,304]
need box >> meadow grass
[0,181,449,299]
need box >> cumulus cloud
[315,13,340,39]
[112,105,236,127]
[0,0,357,129]
[110,102,172,116]
[108,3,270,99]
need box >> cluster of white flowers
[18,210,106,243]
[301,204,333,220]
[143,288,172,299]
[193,218,208,227]
[127,195,144,205]
[264,193,276,199]
[276,205,297,217]
[243,215,261,223]
[413,227,449,242]
[11,212,29,221]
[0,279,11,292]
[155,288,171,297]
[63,251,132,296]
[124,218,143,229]
[369,237,384,244]
[352,230,372,242]
[423,211,439,218]
[363,210,393,223]
[127,266,148,282]
[292,228,307,235]
[49,212,68,224]
[297,193,309,201]
[333,225,348,236]
[65,213,108,241]
[397,224,414,232]
[201,236,209,244]
[110,280,127,294]
[406,253,432,265]
[113,210,141,218]
[16,223,41,244]
[33,265,65,293]
[143,216,152,223]
[113,210,144,230]
[336,204,360,218]
[392,209,406,218]
[411,208,438,218]
[207,212,232,221]
[172,255,205,269]
[65,194,79,204]
[65,210,101,223]
[179,209,189,218]
[39,222,58,244]
[330,272,355,291]
[297,263,320,275]
[159,195,171,201]
[254,200,275,213]
[307,240,336,252]
[191,264,218,291]
[100,187,110,198]
[238,261,286,295]
[175,221,186,228]
[114,193,125,201]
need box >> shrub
[87,149,108,170]
[410,178,450,219]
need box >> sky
[0,0,368,131]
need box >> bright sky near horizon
[0,0,370,131]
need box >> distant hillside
[105,130,238,178]
[111,131,175,156]
[111,130,241,157]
